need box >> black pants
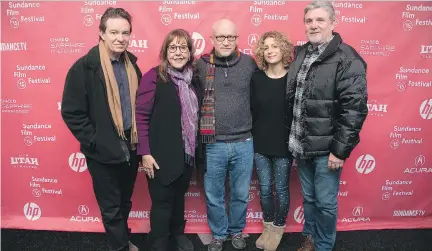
[147,165,194,251]
[86,152,139,251]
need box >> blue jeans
[298,155,341,251]
[204,138,254,240]
[254,153,292,227]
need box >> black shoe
[208,238,224,251]
[176,234,194,251]
[230,233,246,249]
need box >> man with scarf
[61,7,142,251]
[195,19,258,251]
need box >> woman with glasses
[135,29,201,251]
[250,31,294,251]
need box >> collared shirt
[288,37,333,159]
[111,57,132,131]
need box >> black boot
[171,220,194,251]
[175,234,194,251]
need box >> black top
[251,70,290,157]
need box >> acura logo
[78,205,89,215]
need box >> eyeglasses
[168,45,189,53]
[214,35,238,42]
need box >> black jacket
[145,66,203,185]
[61,45,142,164]
[286,32,368,160]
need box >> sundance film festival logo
[191,32,205,56]
[356,154,376,174]
[294,206,305,224]
[68,152,88,172]
[17,79,26,89]
[333,17,339,27]
[10,17,19,28]
[24,136,33,146]
[23,202,41,221]
[390,139,400,149]
[419,98,432,120]
[403,20,413,31]
[32,188,42,198]
[161,14,172,25]
[83,15,94,26]
[248,191,255,202]
[251,14,262,26]
[397,82,407,92]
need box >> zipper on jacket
[224,58,228,78]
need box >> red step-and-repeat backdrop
[1,1,432,233]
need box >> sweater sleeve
[136,68,157,155]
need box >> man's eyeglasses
[214,35,238,42]
[168,45,189,53]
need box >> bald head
[211,18,238,57]
[212,18,237,35]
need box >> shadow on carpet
[1,229,431,251]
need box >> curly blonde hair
[254,31,294,71]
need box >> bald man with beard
[195,19,258,251]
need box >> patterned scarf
[200,54,216,144]
[167,65,198,165]
[199,50,241,144]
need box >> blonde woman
[250,31,294,251]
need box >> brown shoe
[263,224,284,251]
[255,221,273,249]
[297,236,314,251]
[129,241,139,251]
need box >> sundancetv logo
[0,42,27,51]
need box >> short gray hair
[304,0,335,22]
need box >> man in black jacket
[287,1,368,251]
[61,7,142,251]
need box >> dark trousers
[86,152,139,251]
[147,165,194,251]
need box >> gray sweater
[196,51,258,142]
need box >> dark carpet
[1,228,431,251]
